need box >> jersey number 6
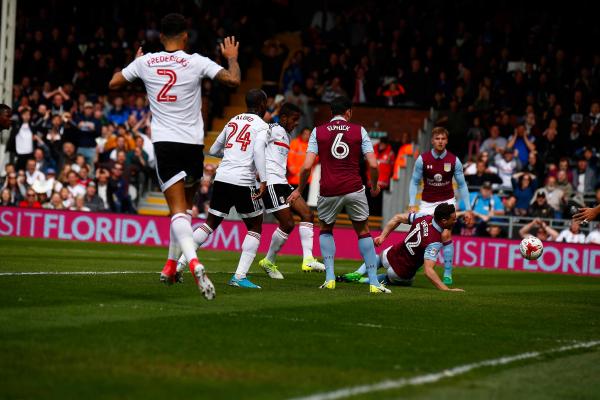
[331,133,350,159]
[157,69,177,102]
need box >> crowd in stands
[1,1,599,244]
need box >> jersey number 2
[157,69,177,102]
[404,226,422,256]
[225,122,251,151]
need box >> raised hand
[220,36,239,60]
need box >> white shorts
[418,198,457,216]
[381,247,414,286]
[317,187,369,225]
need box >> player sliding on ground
[287,96,389,293]
[407,127,473,285]
[339,203,465,292]
[108,13,241,300]
[258,103,325,278]
[175,89,269,289]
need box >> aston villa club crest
[443,163,451,172]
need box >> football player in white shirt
[176,89,269,289]
[108,13,241,300]
[257,103,325,279]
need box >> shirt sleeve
[493,195,504,211]
[197,55,224,79]
[361,127,374,154]
[409,156,423,206]
[208,126,227,158]
[424,242,443,261]
[253,127,268,182]
[121,57,142,82]
[307,128,318,154]
[454,158,471,211]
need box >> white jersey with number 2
[210,113,269,186]
[121,50,223,145]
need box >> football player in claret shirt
[340,203,465,292]
[287,96,389,293]
[407,127,473,285]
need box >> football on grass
[520,236,544,260]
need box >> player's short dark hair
[0,104,11,114]
[279,103,302,118]
[245,89,267,109]
[330,96,352,116]
[160,13,186,37]
[431,127,449,138]
[434,203,455,222]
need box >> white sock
[167,224,182,261]
[299,222,314,260]
[176,223,213,272]
[235,231,261,279]
[170,213,197,264]
[265,228,289,263]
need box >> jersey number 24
[225,122,251,151]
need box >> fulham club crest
[443,163,451,172]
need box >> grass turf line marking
[0,271,156,276]
[289,340,600,400]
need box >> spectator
[503,194,518,216]
[572,157,595,194]
[70,195,91,212]
[285,83,312,130]
[96,167,110,211]
[507,125,535,167]
[556,220,586,243]
[321,76,347,103]
[460,182,504,222]
[452,213,486,237]
[519,218,559,241]
[24,158,45,186]
[44,192,64,210]
[512,172,538,215]
[58,141,78,173]
[107,97,129,126]
[534,176,565,216]
[1,188,15,206]
[537,124,561,166]
[556,170,574,200]
[7,107,35,171]
[351,66,372,104]
[192,179,212,218]
[494,148,520,189]
[18,189,42,208]
[75,101,101,167]
[565,123,584,156]
[528,191,554,219]
[582,101,600,149]
[586,224,600,245]
[483,222,506,239]
[32,147,55,174]
[107,162,134,213]
[287,127,312,198]
[465,160,502,187]
[480,125,507,160]
[1,172,25,203]
[65,170,85,198]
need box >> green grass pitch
[0,237,599,399]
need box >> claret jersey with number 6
[121,50,223,145]
[308,115,374,197]
[211,113,269,186]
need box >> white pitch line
[0,271,157,276]
[289,340,600,400]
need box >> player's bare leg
[290,197,325,272]
[229,215,263,289]
[351,219,390,293]
[163,180,215,300]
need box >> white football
[520,236,544,260]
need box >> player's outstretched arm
[423,259,464,292]
[252,128,268,200]
[209,129,227,158]
[374,213,410,246]
[215,36,241,87]
[573,204,600,224]
[109,47,144,90]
